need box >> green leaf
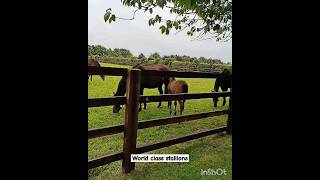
[109,14,115,23]
[160,25,166,34]
[155,15,161,22]
[149,8,153,14]
[166,20,172,26]
[148,18,156,26]
[130,0,135,6]
[104,12,111,22]
[165,28,169,35]
[213,24,220,31]
[173,21,179,30]
[191,26,196,32]
[166,20,172,28]
[111,15,116,22]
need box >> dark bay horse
[212,69,232,107]
[88,59,105,81]
[113,64,171,113]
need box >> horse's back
[217,69,232,90]
[169,80,188,94]
[136,64,171,88]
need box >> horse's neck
[114,76,127,96]
[114,87,126,96]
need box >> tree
[104,0,232,41]
[138,53,146,59]
[88,45,108,56]
[113,48,121,57]
[119,48,133,57]
[106,48,113,56]
[112,48,133,57]
[150,52,161,59]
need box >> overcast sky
[88,0,232,63]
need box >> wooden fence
[88,66,232,173]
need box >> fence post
[227,89,232,134]
[122,69,141,173]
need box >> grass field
[88,63,232,180]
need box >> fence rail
[88,126,227,169]
[88,96,126,107]
[88,110,229,139]
[88,92,230,108]
[88,66,232,173]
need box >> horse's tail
[182,83,188,94]
[182,83,188,103]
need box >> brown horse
[88,59,105,81]
[113,64,171,113]
[167,77,189,116]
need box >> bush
[88,55,231,73]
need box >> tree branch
[115,8,140,20]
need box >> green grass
[88,63,232,180]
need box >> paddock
[88,65,232,174]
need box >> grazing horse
[168,77,189,116]
[112,64,171,113]
[88,59,105,81]
[212,69,232,107]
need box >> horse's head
[112,92,122,113]
[113,104,122,113]
[100,74,105,81]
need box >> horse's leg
[179,100,185,115]
[143,89,147,110]
[165,83,169,107]
[139,88,144,111]
[174,101,178,116]
[223,97,226,106]
[157,86,163,108]
[222,87,227,106]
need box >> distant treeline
[88,44,231,72]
